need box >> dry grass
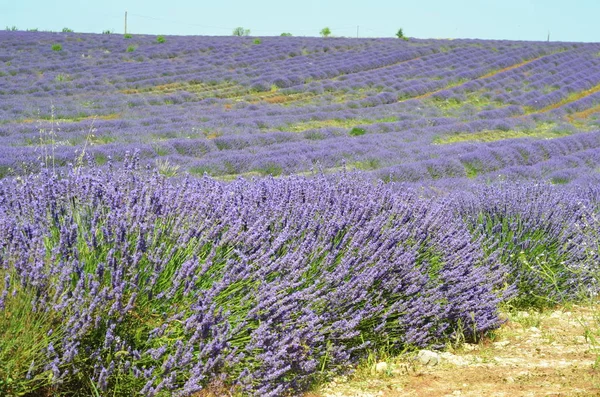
[309,304,600,397]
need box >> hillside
[1,32,600,187]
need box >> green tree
[280,32,292,37]
[320,27,331,37]
[232,27,251,36]
[395,28,405,39]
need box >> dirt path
[309,304,600,397]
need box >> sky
[1,0,599,42]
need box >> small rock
[440,352,469,366]
[574,335,587,344]
[529,326,541,333]
[417,349,440,366]
[462,343,479,352]
[517,370,531,378]
[493,340,510,348]
[373,361,388,373]
[504,376,515,384]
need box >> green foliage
[126,45,136,53]
[0,166,12,178]
[257,162,283,176]
[349,127,366,136]
[62,27,73,33]
[54,73,69,82]
[471,212,574,309]
[462,161,481,178]
[352,158,381,170]
[188,165,213,176]
[5,26,17,31]
[232,27,250,37]
[51,43,63,51]
[102,29,113,34]
[124,33,133,39]
[156,158,180,177]
[26,28,38,32]
[156,35,166,44]
[395,28,404,39]
[0,275,65,396]
[320,27,331,37]
[253,38,261,44]
[280,32,293,37]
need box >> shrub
[349,127,366,136]
[232,27,250,36]
[156,35,166,44]
[396,28,404,39]
[62,27,73,33]
[6,26,17,31]
[320,27,331,37]
[253,38,261,44]
[102,29,112,34]
[126,45,135,53]
[51,43,62,51]
[0,165,508,396]
[124,33,133,39]
[280,32,292,37]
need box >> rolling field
[1,31,600,396]
[1,31,600,185]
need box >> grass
[16,113,121,124]
[0,272,65,396]
[527,83,600,114]
[434,123,574,145]
[278,116,397,133]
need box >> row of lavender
[2,32,600,185]
[1,162,598,396]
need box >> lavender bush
[2,31,600,396]
[0,157,502,395]
[2,156,599,395]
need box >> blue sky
[2,0,599,42]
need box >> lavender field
[1,30,600,396]
[1,31,600,185]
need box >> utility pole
[547,31,550,42]
[124,11,128,35]
[357,25,359,38]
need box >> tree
[280,32,292,37]
[395,28,404,39]
[320,27,331,37]
[232,27,250,37]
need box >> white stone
[417,349,440,366]
[439,352,469,366]
[373,361,388,373]
[462,343,479,352]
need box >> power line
[127,13,366,35]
